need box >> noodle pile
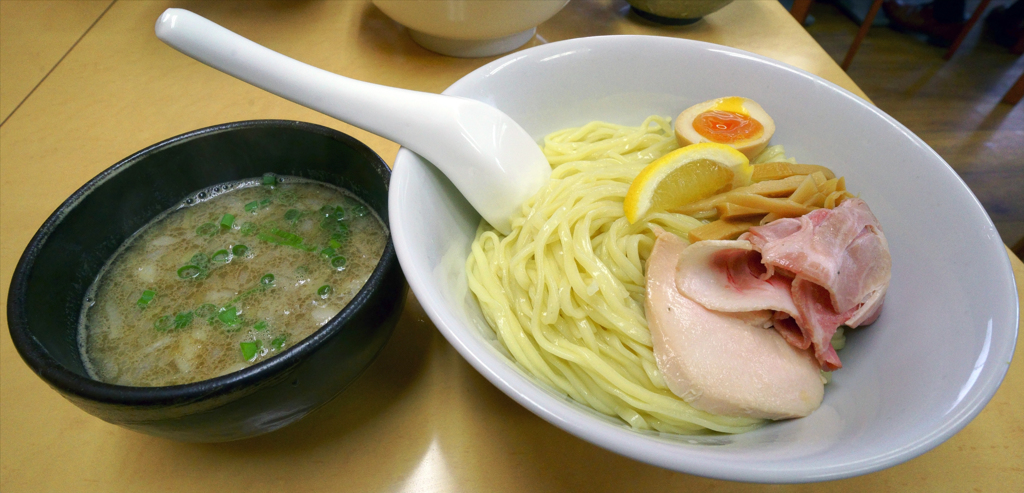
[466,116,775,433]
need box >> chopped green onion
[240,222,258,236]
[329,230,348,250]
[254,320,268,331]
[195,303,218,322]
[190,253,210,269]
[212,249,230,263]
[220,213,235,229]
[154,315,174,332]
[231,244,249,257]
[271,228,303,245]
[260,273,275,285]
[196,222,218,237]
[832,326,848,351]
[271,336,286,350]
[274,189,298,206]
[320,246,336,258]
[320,214,349,234]
[240,340,262,361]
[317,285,333,298]
[177,265,202,279]
[258,228,313,251]
[350,203,369,217]
[331,256,347,269]
[257,229,303,246]
[246,199,272,213]
[262,173,276,186]
[173,311,194,329]
[257,232,284,245]
[284,209,301,222]
[330,224,351,245]
[136,289,156,309]
[218,305,240,326]
[319,205,342,220]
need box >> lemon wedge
[624,143,751,223]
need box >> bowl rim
[7,119,398,407]
[389,34,1020,482]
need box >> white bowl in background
[388,36,1018,482]
[372,0,568,57]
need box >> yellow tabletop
[0,0,112,122]
[1,1,1020,491]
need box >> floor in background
[797,0,1024,256]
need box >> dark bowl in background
[625,0,734,25]
[6,120,406,442]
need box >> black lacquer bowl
[7,121,406,442]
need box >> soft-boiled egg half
[675,97,775,159]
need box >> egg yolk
[692,110,763,143]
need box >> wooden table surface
[1,1,1020,491]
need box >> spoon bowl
[154,8,549,234]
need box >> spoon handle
[155,8,441,147]
[155,8,549,234]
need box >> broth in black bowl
[80,177,388,387]
[7,121,406,442]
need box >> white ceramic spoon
[155,8,549,235]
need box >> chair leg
[841,0,884,71]
[1002,70,1024,105]
[791,0,815,25]
[944,0,993,60]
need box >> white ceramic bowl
[388,36,1019,482]
[372,0,568,57]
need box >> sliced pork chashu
[742,198,891,370]
[645,231,824,420]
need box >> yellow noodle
[465,117,770,433]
